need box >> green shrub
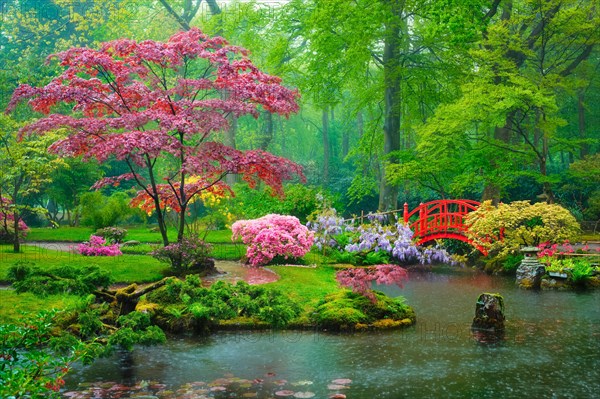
[0,311,88,398]
[571,259,593,285]
[312,290,414,330]
[80,192,136,229]
[146,279,300,331]
[95,226,128,243]
[8,263,113,297]
[466,200,580,260]
[502,254,524,273]
[150,236,214,275]
[224,183,339,223]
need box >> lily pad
[292,380,314,386]
[331,378,352,385]
[327,384,349,390]
[293,392,316,398]
[275,390,296,397]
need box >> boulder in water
[471,293,505,330]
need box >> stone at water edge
[471,293,505,331]
[516,246,545,289]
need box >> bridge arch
[403,199,487,255]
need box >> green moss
[311,290,415,331]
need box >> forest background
[1,0,599,231]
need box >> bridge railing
[403,200,481,238]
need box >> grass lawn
[0,290,80,324]
[26,226,234,244]
[0,245,165,284]
[0,242,343,324]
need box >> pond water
[62,267,600,398]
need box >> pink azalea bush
[78,235,122,256]
[231,214,314,267]
[336,264,409,303]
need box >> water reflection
[63,267,600,398]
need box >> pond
[62,267,600,398]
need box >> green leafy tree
[416,0,600,204]
[0,115,62,251]
[45,157,103,226]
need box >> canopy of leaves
[465,200,580,259]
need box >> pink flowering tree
[231,214,314,267]
[7,28,303,262]
[336,264,409,303]
[78,235,122,256]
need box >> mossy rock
[585,276,600,288]
[312,290,415,331]
[217,317,271,330]
[135,301,160,314]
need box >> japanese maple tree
[336,264,409,303]
[8,28,303,248]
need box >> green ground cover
[0,291,79,324]
[0,245,165,283]
[0,240,344,325]
[26,226,234,243]
[269,264,340,310]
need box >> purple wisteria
[305,208,347,250]
[308,208,453,265]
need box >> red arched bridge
[403,199,488,255]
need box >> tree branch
[158,0,191,31]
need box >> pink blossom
[232,214,314,267]
[78,235,122,256]
[336,264,408,303]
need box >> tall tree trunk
[225,114,238,186]
[578,89,588,159]
[12,210,20,253]
[322,106,330,185]
[357,110,364,138]
[379,1,402,211]
[258,111,273,150]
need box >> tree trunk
[379,1,402,211]
[578,89,588,159]
[357,110,364,138]
[258,111,273,150]
[12,210,20,253]
[94,278,171,317]
[322,106,330,185]
[482,119,512,205]
[146,158,170,246]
